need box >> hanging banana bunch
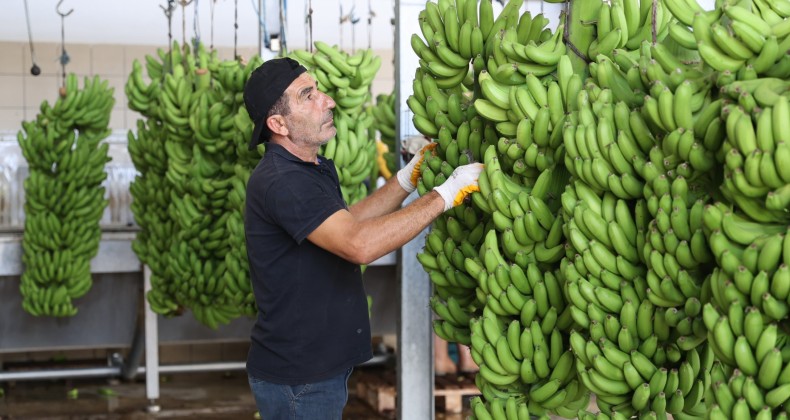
[127,46,179,318]
[370,91,397,178]
[212,57,264,319]
[18,73,114,317]
[290,41,381,205]
[409,0,596,417]
[127,40,264,328]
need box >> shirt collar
[266,142,327,166]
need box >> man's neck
[271,138,320,164]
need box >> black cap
[243,57,307,150]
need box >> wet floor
[0,366,472,420]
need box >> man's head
[244,58,336,150]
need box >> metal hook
[56,0,74,17]
[160,0,176,18]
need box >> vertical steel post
[395,1,434,419]
[144,265,161,412]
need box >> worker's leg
[434,333,457,375]
[457,344,479,373]
[248,367,353,420]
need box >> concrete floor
[0,366,474,420]
[0,370,394,420]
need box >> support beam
[395,1,434,419]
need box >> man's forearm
[348,176,411,220]
[348,190,445,264]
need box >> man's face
[282,73,337,146]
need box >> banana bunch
[563,85,648,200]
[469,395,532,420]
[665,0,790,78]
[572,328,713,418]
[476,65,566,177]
[409,67,475,141]
[620,41,728,181]
[559,75,715,415]
[412,0,485,89]
[589,0,674,59]
[409,0,523,140]
[641,171,713,315]
[716,88,790,223]
[129,121,179,316]
[291,42,381,205]
[469,307,590,417]
[453,226,589,416]
[161,46,246,328]
[223,165,257,317]
[17,73,114,317]
[420,204,487,345]
[220,86,265,319]
[480,9,566,83]
[471,146,567,265]
[321,111,377,204]
[422,153,588,416]
[291,41,381,116]
[369,92,397,177]
[702,303,790,419]
[702,203,790,320]
[127,43,193,318]
[127,41,264,327]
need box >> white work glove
[433,163,484,211]
[396,142,438,193]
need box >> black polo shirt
[244,142,372,385]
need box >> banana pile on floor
[126,41,262,327]
[410,0,790,418]
[17,74,114,317]
[291,42,381,204]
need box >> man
[242,57,483,419]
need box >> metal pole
[395,0,433,418]
[0,367,122,381]
[144,265,161,413]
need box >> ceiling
[0,0,397,50]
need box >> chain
[306,0,314,52]
[234,0,239,59]
[193,0,201,53]
[210,0,216,49]
[56,0,74,88]
[161,0,176,72]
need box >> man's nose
[323,92,336,109]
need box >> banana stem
[566,0,602,77]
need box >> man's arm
[348,141,436,220]
[308,163,484,265]
[308,191,445,265]
[347,176,410,220]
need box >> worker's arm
[308,163,484,265]
[348,142,436,220]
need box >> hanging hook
[56,0,74,91]
[56,0,74,18]
[160,0,176,18]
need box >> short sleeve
[265,172,346,243]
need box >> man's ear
[266,115,289,137]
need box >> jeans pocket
[290,383,312,399]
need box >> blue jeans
[248,368,353,419]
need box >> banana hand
[434,163,485,211]
[396,141,437,192]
